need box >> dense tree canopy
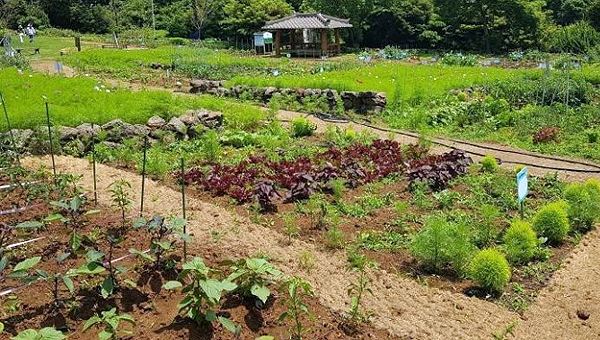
[3,0,600,52]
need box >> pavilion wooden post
[290,29,296,55]
[321,28,328,57]
[334,28,341,54]
[275,30,282,56]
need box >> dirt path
[30,59,76,77]
[276,110,600,182]
[23,155,519,340]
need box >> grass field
[0,68,265,130]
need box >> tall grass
[0,68,264,130]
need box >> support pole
[180,158,187,261]
[140,135,148,216]
[321,28,328,57]
[45,101,57,183]
[334,28,341,54]
[92,123,98,206]
[275,30,282,56]
[0,92,20,165]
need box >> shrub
[533,127,560,144]
[480,155,499,173]
[469,249,511,292]
[411,216,475,275]
[503,220,537,264]
[532,201,570,243]
[291,117,316,137]
[564,179,600,232]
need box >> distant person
[27,24,36,43]
[18,24,24,43]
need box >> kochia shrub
[532,201,570,244]
[480,155,499,173]
[564,179,600,232]
[503,220,537,265]
[469,249,511,292]
[411,216,475,275]
[291,117,316,138]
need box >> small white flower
[29,75,33,77]
[106,89,111,93]
[94,86,100,91]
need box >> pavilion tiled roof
[263,13,353,30]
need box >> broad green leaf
[124,279,138,288]
[38,327,66,340]
[218,316,240,334]
[155,241,173,251]
[204,310,217,322]
[70,233,82,251]
[85,250,104,263]
[51,201,70,211]
[7,271,28,279]
[16,221,43,230]
[163,281,183,290]
[177,296,193,311]
[56,252,71,263]
[132,217,147,229]
[0,321,3,333]
[70,195,83,212]
[43,214,67,223]
[129,249,154,262]
[119,313,135,325]
[101,277,114,298]
[169,218,187,230]
[98,330,113,340]
[0,256,8,272]
[12,329,38,340]
[13,257,41,272]
[255,336,274,340]
[85,209,101,216]
[175,232,193,242]
[251,284,271,304]
[220,280,237,292]
[62,276,74,293]
[82,315,101,332]
[76,262,105,275]
[199,279,224,302]
[182,257,209,274]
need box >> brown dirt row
[23,155,518,340]
[276,110,600,182]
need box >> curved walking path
[276,110,600,182]
[24,156,518,340]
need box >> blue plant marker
[517,167,528,218]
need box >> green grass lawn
[0,68,265,130]
[11,36,99,61]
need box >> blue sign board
[517,167,528,203]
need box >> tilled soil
[23,155,520,340]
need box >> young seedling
[163,257,239,333]
[10,327,66,340]
[109,179,132,227]
[225,258,282,306]
[130,216,190,268]
[33,252,77,307]
[278,277,314,340]
[83,308,135,340]
[0,256,41,282]
[282,213,299,245]
[50,195,100,251]
[344,253,374,333]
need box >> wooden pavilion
[262,13,353,57]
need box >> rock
[57,126,79,141]
[100,141,123,149]
[179,111,200,126]
[188,124,208,139]
[123,124,150,138]
[147,116,166,129]
[75,123,100,139]
[264,87,278,98]
[577,310,590,320]
[101,119,125,131]
[166,117,187,135]
[198,111,223,129]
[8,129,34,150]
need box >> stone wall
[0,109,223,157]
[189,79,387,114]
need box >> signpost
[517,167,528,218]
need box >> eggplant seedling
[163,257,239,334]
[83,308,135,340]
[225,257,281,306]
[278,277,314,340]
[130,216,190,269]
[32,252,77,307]
[109,180,132,227]
[10,327,66,340]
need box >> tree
[192,0,220,39]
[221,0,292,36]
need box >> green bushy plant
[503,220,537,265]
[532,201,570,244]
[469,249,511,292]
[410,216,475,275]
[564,179,600,232]
[226,258,282,304]
[480,155,499,173]
[10,327,66,340]
[291,117,316,138]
